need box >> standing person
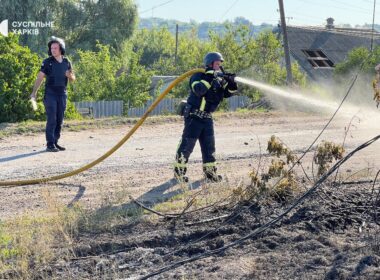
[174,52,238,182]
[30,36,75,152]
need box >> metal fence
[127,95,250,117]
[73,96,249,119]
[227,95,250,111]
[73,100,123,118]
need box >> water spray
[234,76,339,112]
[234,76,380,131]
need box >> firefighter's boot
[174,166,189,183]
[203,165,222,182]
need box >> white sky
[137,0,379,26]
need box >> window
[302,49,334,68]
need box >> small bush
[314,141,345,176]
[234,135,300,203]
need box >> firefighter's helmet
[203,52,224,66]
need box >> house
[282,18,380,81]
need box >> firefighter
[30,36,75,152]
[373,63,380,107]
[174,52,238,182]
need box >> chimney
[326,17,334,29]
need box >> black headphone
[48,37,65,56]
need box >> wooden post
[175,24,179,66]
[278,0,293,85]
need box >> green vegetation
[70,43,153,112]
[334,46,380,75]
[1,0,379,124]
[0,3,309,123]
[0,0,138,54]
[0,34,40,122]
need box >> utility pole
[278,0,293,85]
[175,23,179,66]
[370,0,377,52]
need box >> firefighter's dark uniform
[174,68,238,181]
[40,56,72,148]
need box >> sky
[136,0,379,26]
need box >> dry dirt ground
[1,111,380,279]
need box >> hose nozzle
[215,71,236,82]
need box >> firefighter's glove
[223,73,236,83]
[211,78,223,91]
[205,67,222,91]
[223,73,237,89]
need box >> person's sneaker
[55,143,66,151]
[205,173,223,183]
[46,145,59,152]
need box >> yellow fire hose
[0,68,204,187]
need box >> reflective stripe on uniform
[205,70,214,75]
[191,81,200,91]
[191,80,211,91]
[200,80,211,89]
[200,97,206,111]
[174,162,187,168]
[228,89,238,94]
[203,162,216,167]
[175,139,182,154]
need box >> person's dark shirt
[40,56,72,96]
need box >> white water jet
[235,76,380,132]
[235,77,339,112]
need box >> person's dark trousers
[175,116,216,176]
[43,94,67,147]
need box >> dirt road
[0,111,379,219]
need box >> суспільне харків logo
[0,20,53,36]
[0,20,8,36]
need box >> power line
[289,12,329,25]
[293,0,373,14]
[139,0,176,15]
[330,0,374,12]
[362,0,379,4]
[219,0,240,22]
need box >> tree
[334,46,380,75]
[0,0,138,54]
[70,43,153,112]
[208,24,305,84]
[131,28,175,71]
[0,34,40,122]
[166,29,214,98]
[0,0,59,56]
[56,0,138,52]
